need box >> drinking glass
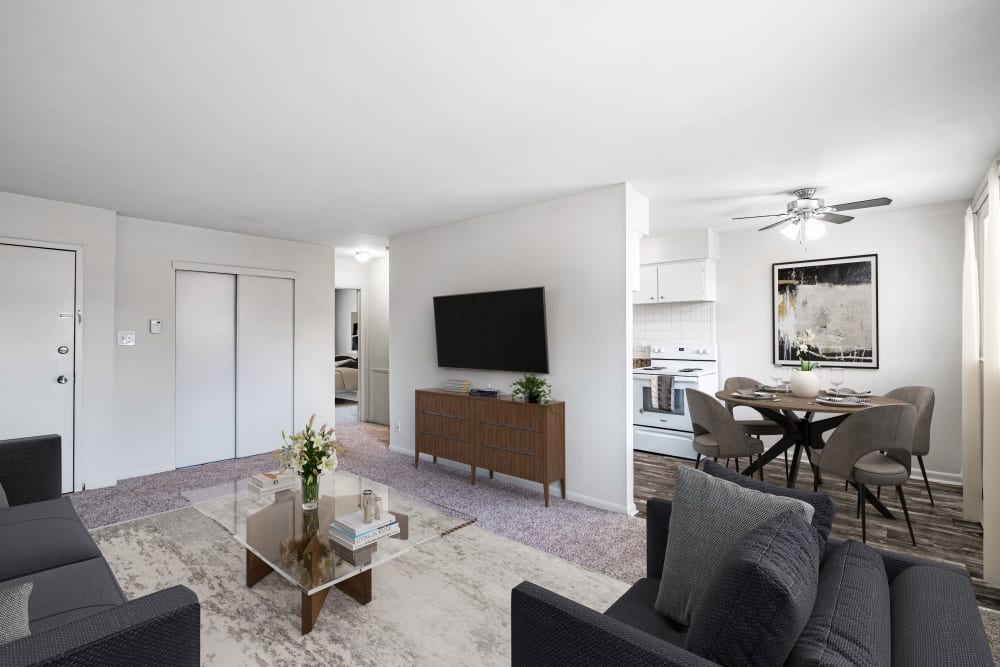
[780,367,792,392]
[769,367,783,390]
[829,368,845,396]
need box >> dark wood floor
[634,450,1000,610]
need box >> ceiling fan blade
[829,197,892,212]
[732,213,786,220]
[816,212,854,224]
[758,217,795,232]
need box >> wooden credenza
[414,389,565,506]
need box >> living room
[2,2,1000,665]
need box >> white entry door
[0,243,76,492]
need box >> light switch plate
[149,319,162,334]
[117,330,136,346]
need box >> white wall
[114,216,336,479]
[717,201,966,479]
[0,192,118,489]
[335,288,357,355]
[389,185,635,513]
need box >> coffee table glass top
[193,470,475,595]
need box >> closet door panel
[237,275,294,457]
[175,271,236,467]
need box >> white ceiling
[1,1,998,245]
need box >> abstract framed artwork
[773,254,878,369]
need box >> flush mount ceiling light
[355,251,370,263]
[732,188,892,243]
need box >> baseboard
[919,468,962,486]
[388,447,635,514]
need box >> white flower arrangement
[276,415,338,481]
[795,329,818,371]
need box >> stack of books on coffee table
[247,471,298,499]
[328,511,399,566]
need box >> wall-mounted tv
[433,287,549,373]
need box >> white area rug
[91,506,628,666]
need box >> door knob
[57,375,69,384]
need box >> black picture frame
[772,254,879,369]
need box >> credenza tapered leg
[560,478,566,499]
[544,484,550,507]
[470,465,476,485]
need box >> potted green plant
[789,329,820,398]
[511,374,552,404]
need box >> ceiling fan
[733,188,892,243]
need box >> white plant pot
[790,370,820,398]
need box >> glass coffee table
[193,470,475,634]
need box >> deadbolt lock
[58,346,69,354]
[57,375,69,384]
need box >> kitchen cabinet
[633,259,717,304]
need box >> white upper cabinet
[634,264,659,304]
[634,259,717,304]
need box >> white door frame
[0,235,84,491]
[334,285,368,421]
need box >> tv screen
[433,287,549,373]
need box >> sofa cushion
[786,540,891,666]
[701,460,837,544]
[604,578,687,647]
[2,557,125,635]
[0,497,101,583]
[0,581,32,644]
[655,465,814,625]
[685,511,820,666]
[889,565,994,666]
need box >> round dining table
[716,389,909,519]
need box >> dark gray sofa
[512,495,994,666]
[0,435,200,667]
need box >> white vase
[790,370,820,398]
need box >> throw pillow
[786,540,892,666]
[685,511,821,666]
[654,465,814,625]
[0,479,8,508]
[0,581,32,644]
[701,460,838,544]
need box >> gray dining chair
[686,388,765,478]
[723,376,788,475]
[811,404,918,545]
[885,386,936,506]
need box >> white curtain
[962,207,982,522]
[980,159,1000,585]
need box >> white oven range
[633,345,718,459]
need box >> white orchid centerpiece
[795,329,819,371]
[276,415,338,483]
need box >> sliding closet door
[236,275,294,457]
[175,271,236,467]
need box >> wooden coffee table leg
[246,549,273,588]
[335,569,373,605]
[301,587,331,635]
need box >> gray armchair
[885,386,936,506]
[723,376,787,475]
[811,404,918,545]
[685,388,764,476]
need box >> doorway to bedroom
[335,288,361,421]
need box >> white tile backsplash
[633,302,714,356]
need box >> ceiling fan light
[805,219,827,240]
[355,250,371,263]
[780,222,801,240]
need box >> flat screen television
[433,287,549,373]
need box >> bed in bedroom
[335,355,359,401]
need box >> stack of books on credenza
[328,510,400,566]
[443,379,471,393]
[247,470,299,499]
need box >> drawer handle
[423,410,464,420]
[480,419,534,432]
[421,431,464,442]
[481,442,534,457]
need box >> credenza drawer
[416,431,473,465]
[477,443,543,483]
